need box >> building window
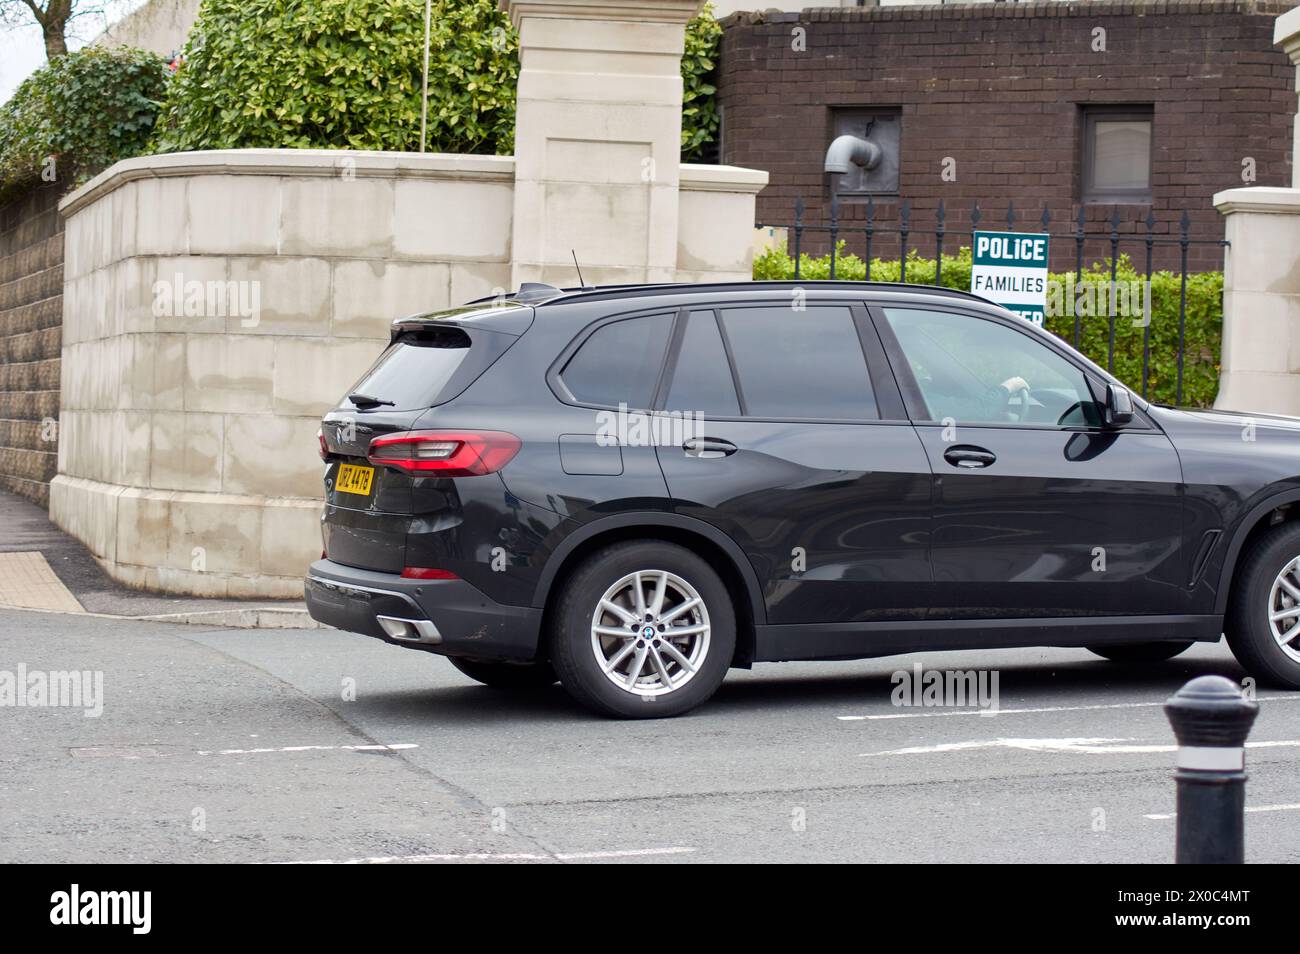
[831,107,901,201]
[1081,106,1153,204]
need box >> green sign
[970,230,1050,326]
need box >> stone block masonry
[50,149,519,598]
[0,182,63,506]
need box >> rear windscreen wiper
[348,392,395,408]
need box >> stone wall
[678,164,771,280]
[50,149,517,597]
[0,182,63,507]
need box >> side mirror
[1105,384,1134,427]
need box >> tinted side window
[560,314,673,409]
[882,307,1096,426]
[664,311,741,416]
[720,305,877,420]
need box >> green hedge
[153,0,722,158]
[681,5,722,162]
[754,244,1224,408]
[0,46,167,199]
[152,0,511,154]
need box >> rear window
[344,326,508,411]
[720,305,877,419]
[559,314,673,409]
[664,311,741,416]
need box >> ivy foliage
[754,244,1224,408]
[152,0,516,154]
[0,45,167,198]
[152,0,723,159]
[682,3,722,162]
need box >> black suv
[305,281,1300,717]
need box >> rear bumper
[303,559,543,661]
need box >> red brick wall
[718,0,1297,271]
[0,182,63,507]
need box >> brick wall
[718,0,1297,271]
[0,182,63,507]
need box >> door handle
[683,437,738,459]
[943,445,997,469]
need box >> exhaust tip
[377,616,442,644]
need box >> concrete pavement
[2,605,1298,863]
[0,490,315,626]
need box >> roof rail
[465,279,991,308]
[544,280,990,306]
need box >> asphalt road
[3,607,1298,864]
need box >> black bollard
[1163,675,1259,864]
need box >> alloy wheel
[1266,555,1300,664]
[589,569,711,696]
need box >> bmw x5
[304,282,1300,717]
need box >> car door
[652,301,933,626]
[871,303,1185,619]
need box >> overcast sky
[1,1,150,103]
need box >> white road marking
[838,695,1300,722]
[555,847,697,860]
[864,737,1153,757]
[1144,803,1300,821]
[285,846,699,864]
[861,738,1300,757]
[70,746,173,759]
[197,743,418,756]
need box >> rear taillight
[367,430,521,476]
[317,428,328,461]
[400,567,459,580]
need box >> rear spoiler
[389,305,535,343]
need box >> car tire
[549,540,736,719]
[1086,641,1194,663]
[1226,522,1300,689]
[447,656,558,689]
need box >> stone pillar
[1213,7,1300,415]
[1212,189,1300,414]
[1280,8,1300,181]
[504,0,704,287]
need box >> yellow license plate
[335,463,375,496]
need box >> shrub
[152,0,515,154]
[153,0,723,160]
[0,45,167,198]
[753,244,1224,408]
[682,4,722,162]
